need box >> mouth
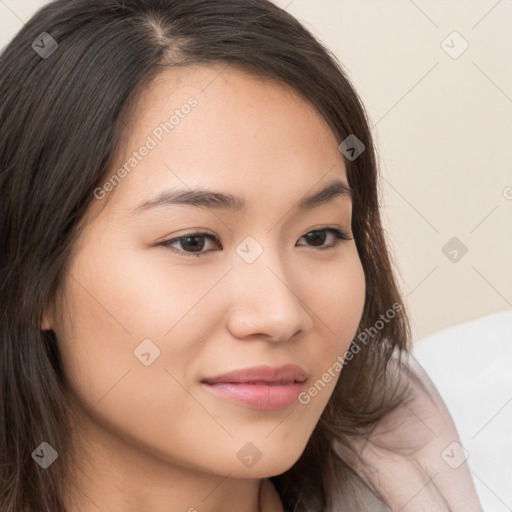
[200,364,307,410]
[214,379,300,385]
[201,364,307,385]
[200,381,306,410]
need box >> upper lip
[201,364,307,385]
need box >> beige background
[1,0,511,341]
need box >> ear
[40,301,54,331]
[41,314,53,331]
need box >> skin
[42,64,366,512]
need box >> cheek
[296,248,365,407]
[60,236,221,346]
[308,246,366,348]
[53,245,215,400]
[53,268,238,475]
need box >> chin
[240,446,306,479]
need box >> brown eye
[159,232,221,257]
[303,231,327,247]
[297,228,352,249]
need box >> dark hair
[0,1,411,510]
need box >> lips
[201,364,308,385]
[200,364,308,410]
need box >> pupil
[306,231,325,247]
[182,236,205,252]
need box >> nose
[226,250,313,343]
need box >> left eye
[159,227,352,258]
[297,228,351,248]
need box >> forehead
[97,64,348,217]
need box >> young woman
[0,1,483,511]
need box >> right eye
[158,231,222,257]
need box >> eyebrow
[130,178,352,215]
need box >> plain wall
[1,0,511,341]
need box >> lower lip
[201,381,305,410]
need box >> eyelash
[158,227,352,258]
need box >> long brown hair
[0,1,411,510]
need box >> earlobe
[40,302,54,331]
[41,315,52,331]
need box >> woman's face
[44,64,365,483]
